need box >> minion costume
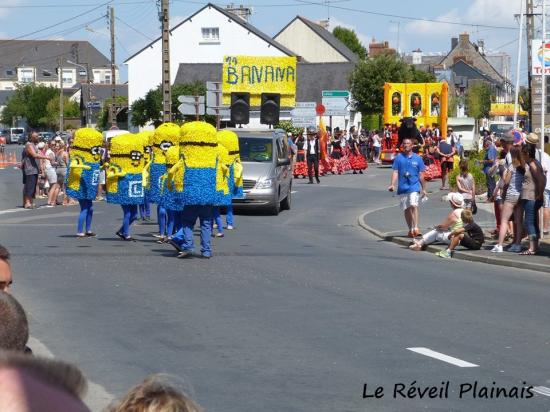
[159,145,185,240]
[138,131,154,221]
[105,134,145,240]
[66,128,103,237]
[150,123,180,239]
[211,141,231,237]
[169,121,220,259]
[217,130,244,230]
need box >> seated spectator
[107,374,203,412]
[436,209,485,258]
[0,244,12,293]
[409,192,464,251]
[0,291,29,352]
[0,352,89,412]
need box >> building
[368,39,396,58]
[0,40,118,91]
[75,84,128,128]
[124,3,295,107]
[273,16,359,63]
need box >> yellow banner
[490,103,527,116]
[222,55,297,107]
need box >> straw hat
[526,132,539,145]
[447,192,464,208]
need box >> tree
[43,96,81,128]
[1,83,59,128]
[409,66,436,83]
[465,81,492,119]
[332,26,367,60]
[96,96,129,131]
[130,81,209,128]
[519,86,530,113]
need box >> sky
[0,0,531,85]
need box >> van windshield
[11,128,24,135]
[238,137,273,162]
[489,124,512,136]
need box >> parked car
[17,133,28,145]
[38,132,55,142]
[231,128,292,215]
[10,127,25,144]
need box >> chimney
[225,4,252,21]
[458,32,470,45]
[477,39,485,55]
[412,48,422,65]
[451,37,458,50]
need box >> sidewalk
[358,193,550,274]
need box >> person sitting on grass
[409,192,464,251]
[436,209,485,258]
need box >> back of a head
[0,291,28,351]
[109,374,202,412]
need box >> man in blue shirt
[388,138,427,237]
[482,137,497,200]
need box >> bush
[448,151,486,195]
[362,114,381,131]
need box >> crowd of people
[0,244,204,411]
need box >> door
[275,135,291,200]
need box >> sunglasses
[111,151,143,161]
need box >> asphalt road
[1,162,549,412]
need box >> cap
[37,142,45,149]
[54,136,62,142]
[306,126,317,135]
[447,192,464,208]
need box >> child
[456,159,475,210]
[436,209,484,258]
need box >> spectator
[520,134,546,255]
[0,352,89,412]
[54,139,69,206]
[491,146,525,253]
[456,159,475,209]
[0,245,12,293]
[437,209,484,258]
[536,134,550,235]
[435,135,456,190]
[388,137,427,238]
[21,132,48,209]
[0,291,29,352]
[409,192,464,251]
[37,141,47,199]
[45,141,59,207]
[481,137,498,199]
[107,374,203,412]
[372,130,381,164]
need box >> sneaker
[226,225,234,230]
[413,228,422,237]
[216,233,224,238]
[436,250,451,258]
[491,245,503,253]
[507,244,522,253]
[177,250,193,259]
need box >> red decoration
[316,103,325,115]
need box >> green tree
[96,96,129,131]
[130,81,209,128]
[409,66,436,83]
[465,81,492,119]
[519,86,530,113]
[332,26,367,60]
[43,96,81,128]
[0,83,59,128]
[274,120,302,136]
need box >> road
[0,162,549,412]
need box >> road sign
[316,103,325,115]
[291,102,316,127]
[206,107,230,117]
[178,95,205,104]
[322,90,350,98]
[87,102,101,109]
[322,90,350,116]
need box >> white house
[124,3,295,106]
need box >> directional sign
[291,102,316,127]
[322,90,350,116]
[178,95,205,104]
[206,107,230,117]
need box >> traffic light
[230,92,250,124]
[260,93,280,125]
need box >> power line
[116,16,155,41]
[0,1,152,8]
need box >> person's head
[521,140,537,161]
[509,146,525,169]
[461,208,474,224]
[459,159,469,174]
[0,245,12,293]
[401,138,413,154]
[0,352,89,412]
[483,137,492,149]
[29,132,40,144]
[37,141,45,151]
[447,127,453,134]
[306,126,316,140]
[448,192,464,209]
[108,374,202,412]
[0,291,28,351]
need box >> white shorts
[99,169,106,185]
[45,168,57,185]
[400,192,420,211]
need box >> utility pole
[526,0,534,127]
[109,6,117,128]
[58,57,64,133]
[159,0,171,122]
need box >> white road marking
[291,190,298,194]
[0,208,30,215]
[407,347,479,367]
[28,336,115,410]
[533,386,550,397]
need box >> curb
[357,211,550,274]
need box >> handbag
[471,199,478,215]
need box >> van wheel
[281,186,291,210]
[268,189,281,215]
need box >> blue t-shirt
[483,144,497,175]
[393,152,426,194]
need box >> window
[201,27,219,41]
[62,69,74,85]
[5,69,15,76]
[104,72,111,84]
[18,68,34,83]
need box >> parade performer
[138,131,154,221]
[168,121,221,259]
[105,134,145,241]
[66,127,103,237]
[150,123,180,240]
[293,130,308,178]
[348,134,368,174]
[216,129,244,231]
[318,118,334,175]
[159,145,185,241]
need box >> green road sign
[322,90,350,97]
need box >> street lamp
[66,60,91,127]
